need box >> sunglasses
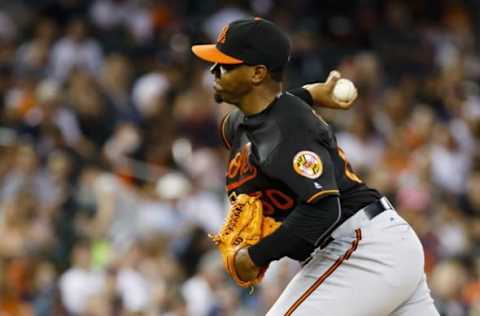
[210,63,243,75]
[220,63,242,71]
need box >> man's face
[209,63,253,105]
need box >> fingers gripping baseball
[326,71,357,107]
[324,70,341,90]
[303,70,358,110]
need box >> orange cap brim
[191,44,243,64]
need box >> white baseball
[332,78,356,102]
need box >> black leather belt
[301,197,394,266]
[317,197,394,250]
[363,196,394,220]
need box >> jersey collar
[241,93,283,128]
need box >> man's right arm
[220,71,355,150]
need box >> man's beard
[214,93,223,103]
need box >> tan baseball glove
[209,194,281,288]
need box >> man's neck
[239,84,282,116]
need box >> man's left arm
[234,142,342,282]
[235,196,342,281]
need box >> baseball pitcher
[192,18,439,316]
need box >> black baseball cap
[192,18,291,71]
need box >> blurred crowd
[0,0,479,315]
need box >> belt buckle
[379,197,394,211]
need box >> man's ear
[251,65,268,85]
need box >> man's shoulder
[278,92,312,112]
[274,93,319,125]
[252,94,334,164]
[273,93,333,141]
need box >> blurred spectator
[59,239,105,315]
[155,171,224,234]
[173,66,223,148]
[66,69,115,151]
[90,169,139,251]
[132,71,170,119]
[336,113,383,173]
[134,172,190,237]
[461,172,480,217]
[430,259,469,315]
[50,17,103,82]
[430,123,472,195]
[371,1,434,84]
[202,5,249,42]
[100,53,141,123]
[181,250,225,316]
[0,10,17,42]
[16,18,57,77]
[4,73,39,125]
[116,243,152,313]
[32,260,60,316]
[434,203,470,258]
[90,0,154,45]
[25,79,82,150]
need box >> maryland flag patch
[293,151,323,179]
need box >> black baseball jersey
[219,89,380,226]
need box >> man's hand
[234,247,260,282]
[209,194,280,287]
[303,70,357,110]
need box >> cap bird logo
[217,25,229,44]
[293,151,323,179]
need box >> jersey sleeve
[261,136,339,204]
[287,87,313,107]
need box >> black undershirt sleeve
[248,195,342,267]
